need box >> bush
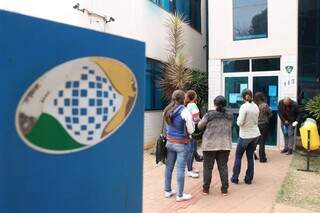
[305,95,320,123]
[187,70,208,115]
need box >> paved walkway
[144,150,292,213]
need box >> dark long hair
[163,90,186,124]
[242,89,253,103]
[214,95,227,112]
[254,92,265,106]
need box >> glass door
[252,76,278,146]
[224,77,248,143]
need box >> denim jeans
[281,124,294,150]
[186,139,196,171]
[164,141,188,197]
[231,137,259,183]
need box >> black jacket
[277,100,304,124]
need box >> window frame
[233,0,268,41]
[149,0,202,33]
[145,58,166,111]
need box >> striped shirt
[186,102,201,124]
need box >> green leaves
[160,14,192,102]
[306,96,320,122]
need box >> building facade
[208,0,320,148]
[1,0,208,148]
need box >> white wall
[209,0,298,59]
[1,0,207,146]
[1,0,207,71]
[208,0,298,148]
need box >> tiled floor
[143,150,292,213]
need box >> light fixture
[73,3,115,24]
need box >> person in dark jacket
[198,96,233,196]
[254,92,272,162]
[278,97,304,155]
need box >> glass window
[190,0,201,32]
[298,0,320,105]
[145,58,166,110]
[225,77,248,108]
[150,0,201,32]
[223,59,249,72]
[233,0,268,40]
[252,58,280,71]
[224,77,248,143]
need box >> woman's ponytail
[242,89,253,103]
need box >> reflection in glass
[150,0,201,32]
[233,0,268,40]
[145,59,166,110]
[252,58,280,71]
[225,77,248,143]
[223,59,249,72]
[298,0,320,105]
[253,76,278,146]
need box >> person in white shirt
[231,89,260,185]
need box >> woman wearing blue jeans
[163,90,195,202]
[231,89,260,185]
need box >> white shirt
[181,107,195,135]
[237,102,261,139]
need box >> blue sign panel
[0,10,145,213]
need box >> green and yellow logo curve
[15,57,137,154]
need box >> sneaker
[192,168,200,173]
[222,192,228,196]
[176,193,192,202]
[164,190,176,198]
[280,149,288,153]
[187,171,199,178]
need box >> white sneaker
[187,171,199,178]
[164,190,176,198]
[192,168,200,173]
[176,193,192,202]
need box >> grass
[276,151,320,212]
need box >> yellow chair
[299,118,320,150]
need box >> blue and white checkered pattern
[51,65,122,145]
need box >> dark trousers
[257,123,269,161]
[203,150,230,193]
[231,137,259,183]
[187,139,196,171]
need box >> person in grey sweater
[231,89,260,185]
[198,96,233,195]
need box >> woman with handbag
[163,90,195,202]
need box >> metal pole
[307,130,310,171]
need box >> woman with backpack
[163,90,195,202]
[198,96,233,195]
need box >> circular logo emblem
[15,57,137,154]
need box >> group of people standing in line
[163,89,302,202]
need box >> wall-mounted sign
[280,55,297,100]
[16,57,137,154]
[0,10,144,213]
